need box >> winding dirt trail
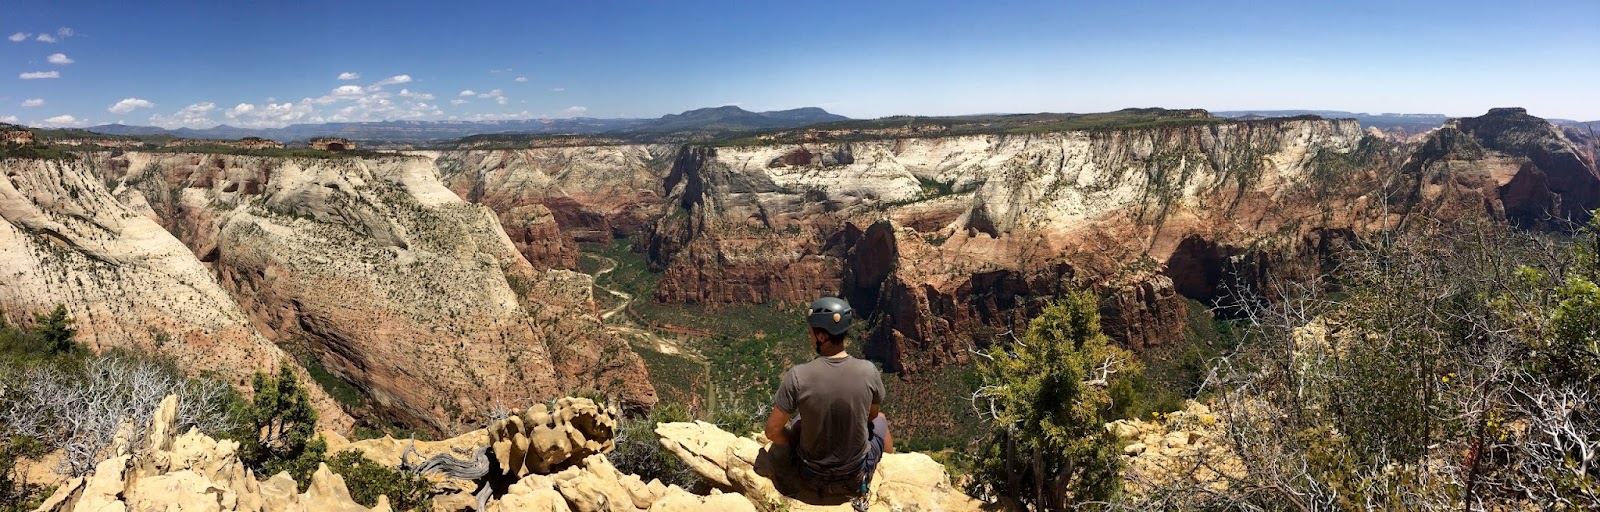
[587,254,692,357]
[590,255,631,321]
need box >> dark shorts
[863,414,888,482]
[786,414,888,490]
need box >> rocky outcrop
[32,388,982,511]
[1098,274,1186,351]
[485,397,618,477]
[488,455,756,512]
[501,204,580,270]
[106,152,653,434]
[1105,401,1244,500]
[1401,107,1600,228]
[310,138,356,151]
[0,156,352,431]
[1,126,34,144]
[1161,228,1358,314]
[334,397,973,512]
[655,421,983,511]
[33,395,385,512]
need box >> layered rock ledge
[31,396,982,512]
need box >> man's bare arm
[870,404,895,453]
[765,407,793,445]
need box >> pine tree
[237,360,323,486]
[33,304,76,354]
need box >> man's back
[773,355,885,477]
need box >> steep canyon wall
[1,152,656,435]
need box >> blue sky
[2,0,1597,129]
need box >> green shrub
[33,305,76,355]
[610,403,703,491]
[260,437,328,492]
[230,360,321,487]
[968,289,1143,510]
[324,450,433,510]
[0,144,79,161]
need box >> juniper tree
[969,289,1142,510]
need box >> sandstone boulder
[480,456,755,512]
[490,398,618,477]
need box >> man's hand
[765,406,792,445]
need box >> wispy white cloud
[337,71,360,80]
[458,90,477,97]
[481,89,507,105]
[34,28,74,44]
[399,89,434,101]
[21,98,43,108]
[7,32,28,42]
[459,110,535,121]
[219,81,444,128]
[450,99,469,105]
[42,114,82,127]
[514,76,528,82]
[561,106,587,116]
[0,115,17,123]
[367,74,412,91]
[149,102,219,129]
[47,53,72,65]
[551,87,566,92]
[19,71,60,79]
[223,101,313,128]
[108,98,154,114]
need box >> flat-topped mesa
[1,125,35,144]
[1485,107,1529,116]
[310,137,357,151]
[164,137,285,150]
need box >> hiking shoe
[851,494,870,512]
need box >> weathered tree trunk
[1005,428,1021,506]
[1032,445,1045,510]
[402,442,494,511]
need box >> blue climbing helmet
[806,296,853,336]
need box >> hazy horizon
[3,0,1597,129]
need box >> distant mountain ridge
[81,106,846,144]
[633,106,847,132]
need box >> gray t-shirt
[773,355,886,476]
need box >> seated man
[764,297,894,506]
